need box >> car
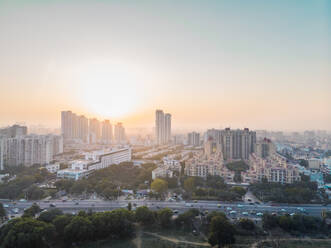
[3,204,9,208]
[247,199,252,202]
[217,204,221,208]
[173,210,179,214]
[237,204,244,208]
[62,199,67,202]
[75,202,79,205]
[242,212,249,216]
[255,202,260,205]
[19,199,26,202]
[204,210,209,214]
[49,203,56,207]
[194,200,198,203]
[281,209,286,212]
[256,212,263,216]
[249,203,254,205]
[271,212,277,216]
[226,207,232,211]
[290,213,295,216]
[230,210,237,214]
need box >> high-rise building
[256,138,276,158]
[220,128,256,160]
[62,111,90,143]
[89,118,101,144]
[155,109,172,145]
[101,120,113,144]
[0,139,5,170]
[164,113,171,143]
[187,132,200,146]
[205,128,256,161]
[61,111,74,140]
[0,135,63,167]
[78,115,88,142]
[155,110,164,145]
[0,124,27,138]
[114,122,126,144]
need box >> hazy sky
[0,0,330,131]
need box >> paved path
[143,231,211,247]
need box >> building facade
[101,120,113,144]
[0,135,63,167]
[187,132,200,146]
[205,128,256,161]
[155,109,172,145]
[114,123,126,144]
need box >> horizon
[0,0,330,131]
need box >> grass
[257,239,331,248]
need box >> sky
[0,0,330,132]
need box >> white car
[256,212,263,216]
[242,212,249,216]
[237,204,244,208]
[3,204,9,208]
[281,209,286,212]
[226,207,232,211]
[230,210,237,214]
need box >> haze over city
[0,0,330,131]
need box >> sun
[73,59,145,119]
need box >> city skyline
[0,0,330,131]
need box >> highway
[3,199,331,219]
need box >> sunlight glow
[73,59,145,119]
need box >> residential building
[0,139,5,170]
[45,163,60,173]
[1,135,63,167]
[164,113,171,143]
[256,138,276,158]
[89,118,101,144]
[114,122,126,144]
[205,128,256,161]
[187,132,200,146]
[155,109,172,145]
[61,111,88,143]
[0,124,27,138]
[152,158,181,179]
[77,115,88,142]
[308,158,321,170]
[249,153,301,184]
[101,120,113,144]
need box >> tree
[1,218,55,248]
[54,179,74,192]
[239,218,255,230]
[38,208,63,223]
[176,209,199,227]
[208,216,235,248]
[52,214,72,238]
[135,206,155,225]
[151,178,168,197]
[231,186,246,197]
[157,208,173,228]
[64,216,94,244]
[127,202,132,211]
[0,203,6,220]
[183,177,195,195]
[22,203,41,218]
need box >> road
[3,199,331,219]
